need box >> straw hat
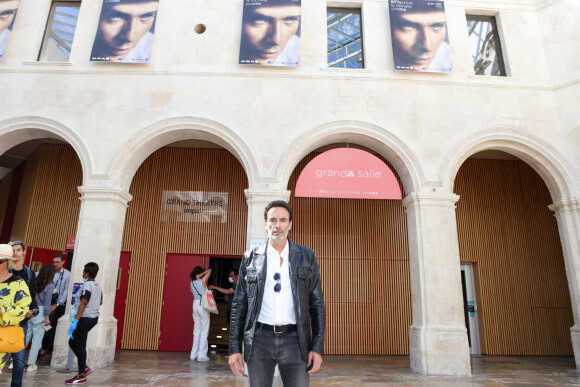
[0,244,17,260]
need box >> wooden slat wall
[10,148,41,242]
[17,145,82,249]
[455,159,573,355]
[0,172,13,235]
[120,148,248,350]
[288,152,412,355]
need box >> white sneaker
[189,354,197,360]
[197,356,210,362]
[27,364,37,372]
[8,362,13,369]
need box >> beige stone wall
[0,0,576,195]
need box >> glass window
[327,8,364,69]
[38,2,81,62]
[466,15,506,76]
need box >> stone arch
[0,116,93,183]
[110,117,259,191]
[440,126,578,201]
[277,120,424,195]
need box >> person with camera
[25,264,55,371]
[40,253,70,357]
[7,241,37,386]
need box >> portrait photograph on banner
[0,0,20,59]
[388,0,453,73]
[239,0,301,66]
[90,0,160,63]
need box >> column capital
[78,186,133,207]
[549,197,580,213]
[402,192,460,211]
[244,189,291,204]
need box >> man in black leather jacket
[229,200,325,386]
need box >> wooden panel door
[114,251,131,349]
[159,254,208,351]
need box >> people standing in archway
[25,264,55,372]
[65,262,103,385]
[7,240,37,385]
[209,269,238,323]
[40,253,70,358]
[190,266,212,361]
[0,244,32,378]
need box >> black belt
[257,322,297,334]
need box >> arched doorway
[454,150,573,356]
[287,144,411,355]
[118,140,249,351]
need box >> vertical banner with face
[0,0,20,59]
[90,0,159,63]
[389,0,453,73]
[239,0,301,66]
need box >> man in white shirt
[229,200,325,386]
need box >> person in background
[65,262,102,385]
[0,244,32,384]
[40,253,70,358]
[8,241,37,385]
[189,266,212,362]
[209,269,238,323]
[25,264,55,372]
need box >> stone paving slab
[2,351,580,386]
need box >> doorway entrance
[461,263,481,355]
[207,256,242,350]
[159,254,208,351]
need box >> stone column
[548,197,580,369]
[402,192,471,376]
[244,189,291,246]
[51,186,132,367]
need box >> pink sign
[295,148,402,200]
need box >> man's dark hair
[230,269,239,276]
[84,262,99,279]
[264,200,293,221]
[9,241,25,251]
[52,253,65,262]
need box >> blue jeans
[247,327,309,387]
[11,322,27,387]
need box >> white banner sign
[161,191,228,223]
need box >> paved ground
[2,351,580,386]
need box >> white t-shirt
[257,241,296,325]
[75,280,102,318]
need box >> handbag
[201,281,218,315]
[0,325,25,353]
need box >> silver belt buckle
[274,325,282,334]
